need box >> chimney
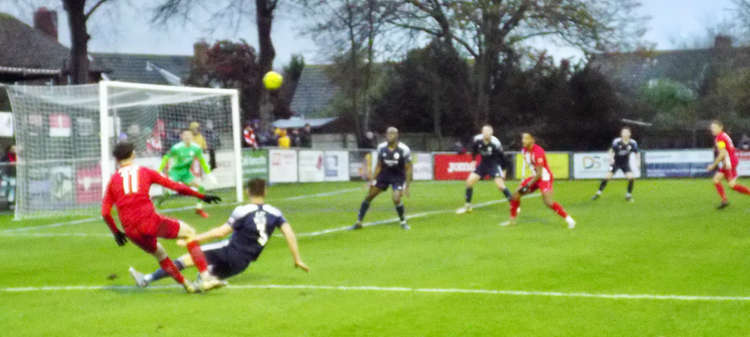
[33,7,58,41]
[714,35,732,50]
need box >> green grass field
[1,179,749,336]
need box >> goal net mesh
[6,82,239,220]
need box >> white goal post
[6,81,243,219]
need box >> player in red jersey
[505,133,576,229]
[707,120,750,209]
[102,142,225,293]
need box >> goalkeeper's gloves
[202,194,222,204]
[113,231,128,247]
[205,172,218,186]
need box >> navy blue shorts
[203,243,252,280]
[374,173,406,191]
[474,161,504,178]
[609,160,632,174]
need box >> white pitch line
[1,187,361,233]
[295,194,540,237]
[2,283,749,302]
[1,195,540,238]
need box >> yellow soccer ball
[263,71,284,90]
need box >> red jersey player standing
[102,142,225,293]
[505,133,576,229]
[707,120,750,209]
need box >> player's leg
[625,171,635,202]
[392,185,409,230]
[156,169,182,207]
[131,251,191,288]
[136,239,231,286]
[458,173,481,214]
[186,173,210,218]
[593,170,615,200]
[151,242,197,293]
[541,187,576,229]
[171,219,225,291]
[726,168,750,196]
[494,175,513,202]
[713,171,729,209]
[352,185,384,229]
[506,178,532,226]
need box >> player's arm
[179,223,233,246]
[101,182,127,246]
[149,168,221,203]
[404,161,413,197]
[709,145,729,170]
[520,165,543,194]
[471,140,479,163]
[196,149,211,174]
[498,147,509,178]
[158,150,172,173]
[280,223,309,272]
[372,160,382,183]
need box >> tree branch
[85,0,108,20]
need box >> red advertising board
[434,154,479,180]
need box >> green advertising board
[242,149,269,181]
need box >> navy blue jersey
[472,135,506,166]
[225,203,286,263]
[611,138,638,162]
[376,141,411,179]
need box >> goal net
[6,81,242,220]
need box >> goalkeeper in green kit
[157,128,217,218]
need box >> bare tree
[152,0,280,125]
[389,0,649,127]
[14,0,113,83]
[62,0,111,83]
[296,0,398,141]
[735,0,750,27]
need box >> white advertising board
[269,149,298,183]
[299,150,325,182]
[573,152,641,179]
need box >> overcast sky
[1,0,740,68]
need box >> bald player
[352,127,413,230]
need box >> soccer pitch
[1,179,749,336]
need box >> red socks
[510,199,520,218]
[187,241,208,273]
[550,202,568,218]
[159,258,185,284]
[732,184,750,195]
[715,183,728,201]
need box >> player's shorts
[609,159,632,174]
[473,161,504,179]
[123,214,181,254]
[520,176,554,194]
[169,168,195,184]
[202,242,253,279]
[374,173,406,191]
[719,166,738,181]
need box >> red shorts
[720,167,738,181]
[520,177,554,194]
[122,214,181,254]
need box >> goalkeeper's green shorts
[169,169,195,184]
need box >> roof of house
[91,53,193,85]
[289,65,340,118]
[589,45,750,91]
[0,12,106,75]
